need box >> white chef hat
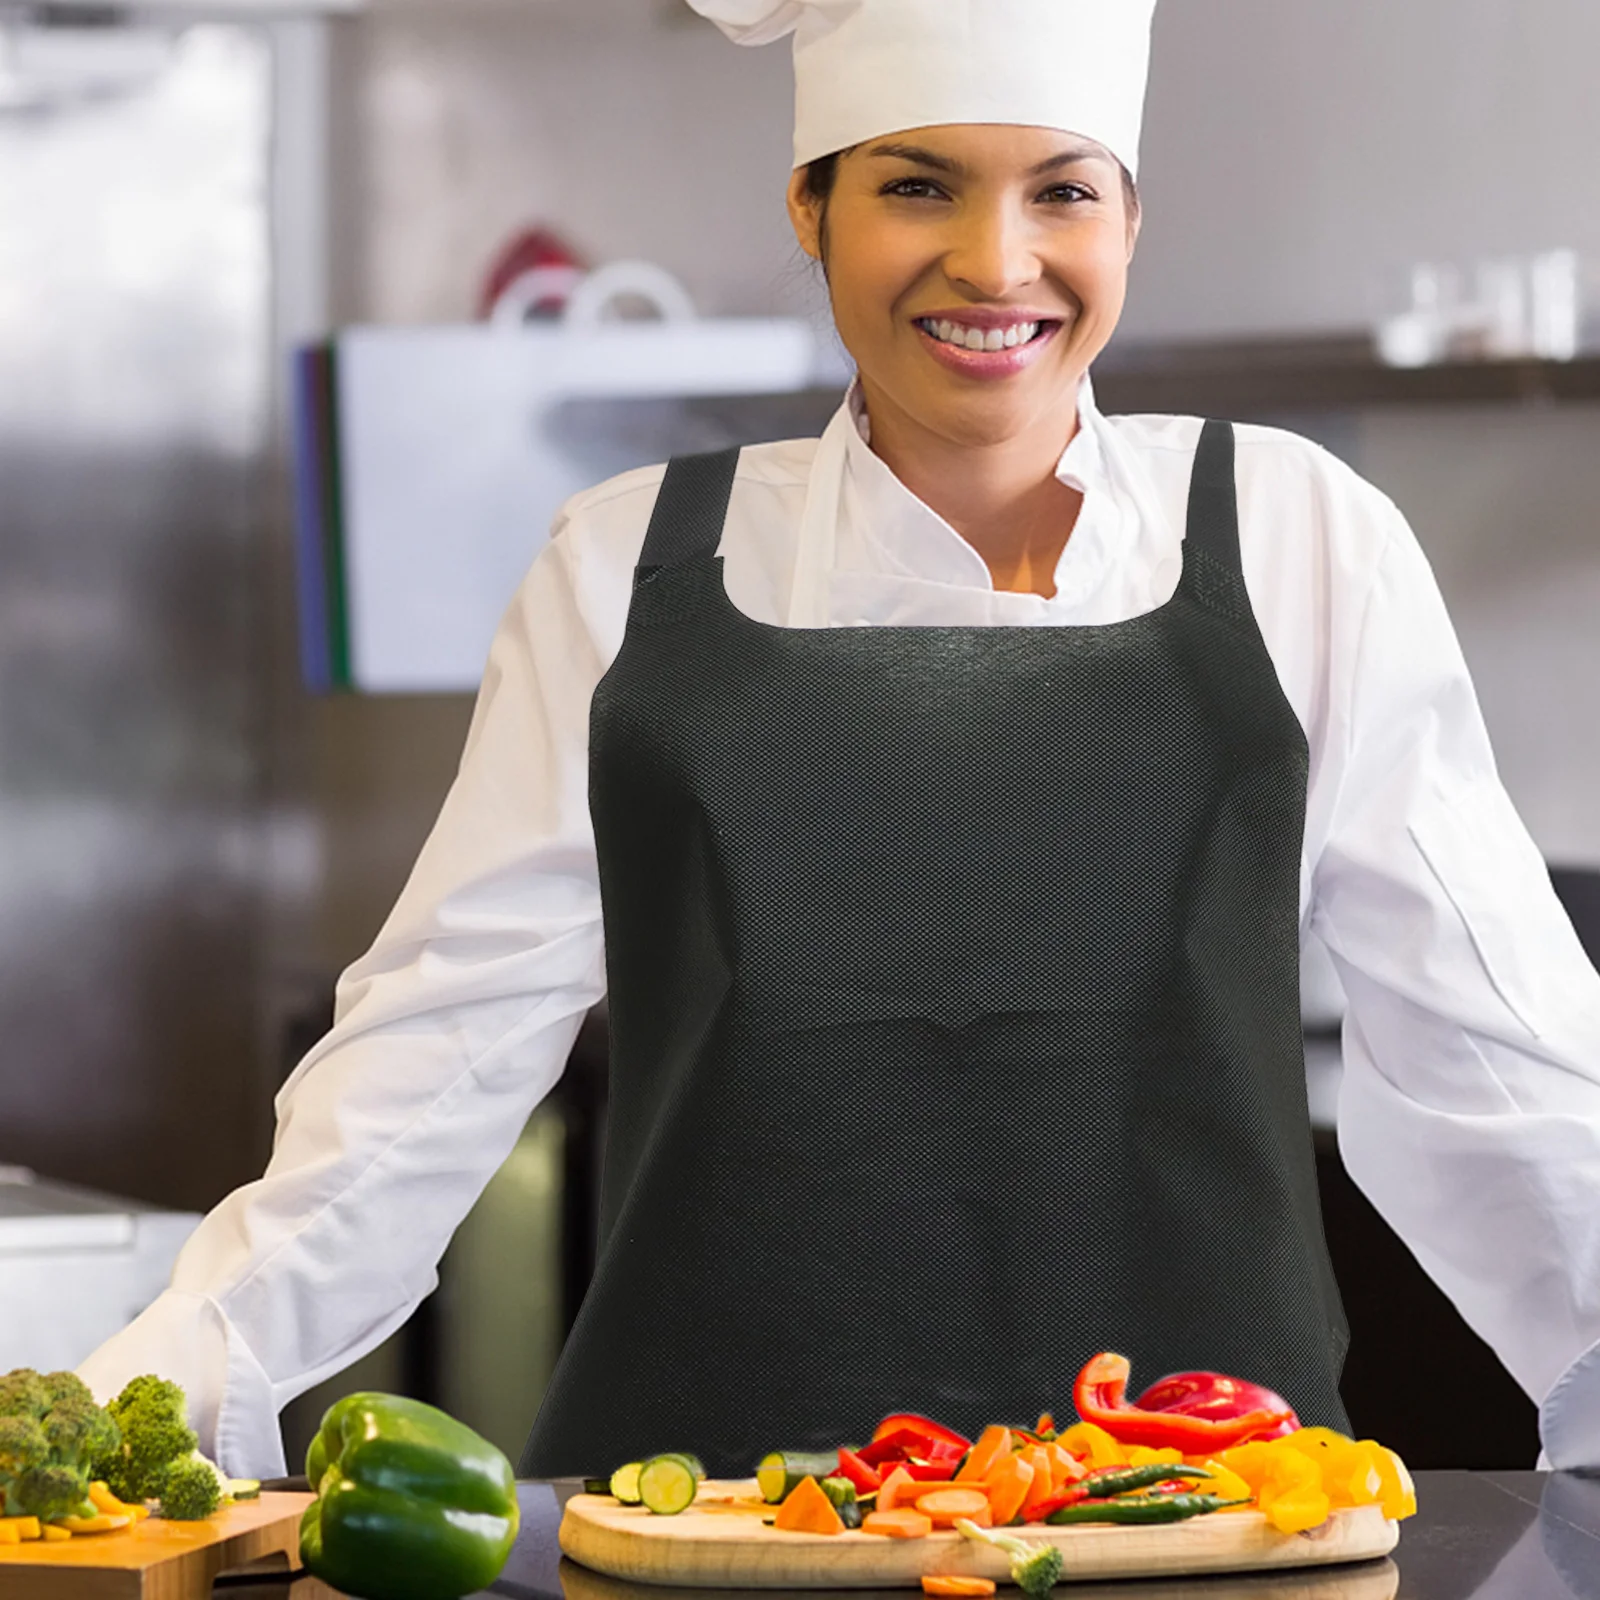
[687,0,1159,179]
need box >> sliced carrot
[1047,1443,1090,1491]
[955,1425,1011,1484]
[922,1578,996,1597]
[882,1466,988,1513]
[862,1509,933,1539]
[913,1487,993,1529]
[985,1452,1034,1527]
[1019,1448,1058,1520]
[773,1475,845,1536]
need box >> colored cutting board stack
[0,1491,314,1600]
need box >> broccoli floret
[0,1371,49,1423]
[156,1456,221,1521]
[0,1369,118,1522]
[10,1465,96,1522]
[99,1375,197,1501]
[954,1518,1065,1600]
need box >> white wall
[332,0,1600,338]
[1127,0,1600,338]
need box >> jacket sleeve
[1309,501,1600,1469]
[77,522,611,1477]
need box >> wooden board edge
[559,1499,1400,1589]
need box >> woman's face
[786,123,1140,452]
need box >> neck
[859,378,1086,599]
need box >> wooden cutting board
[559,1480,1400,1588]
[0,1491,314,1600]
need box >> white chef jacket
[79,373,1600,1478]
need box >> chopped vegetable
[873,1415,972,1452]
[953,1517,1064,1600]
[1052,1422,1123,1470]
[157,1457,223,1522]
[955,1427,1012,1484]
[819,1476,857,1510]
[95,1376,210,1509]
[757,1451,840,1504]
[913,1487,992,1528]
[773,1475,845,1535]
[638,1454,699,1516]
[582,1477,611,1495]
[836,1448,883,1494]
[922,1577,996,1596]
[1073,1354,1296,1452]
[861,1508,933,1538]
[610,1463,644,1504]
[0,1367,121,1523]
[6,1516,41,1540]
[227,1479,262,1501]
[41,1525,71,1542]
[1046,1493,1248,1525]
[1133,1372,1299,1441]
[1078,1462,1213,1500]
[984,1451,1035,1526]
[58,1512,134,1534]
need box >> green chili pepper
[1079,1462,1213,1499]
[1045,1493,1247,1526]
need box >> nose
[941,201,1043,300]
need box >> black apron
[520,420,1350,1479]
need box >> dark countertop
[231,1472,1600,1600]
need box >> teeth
[920,318,1040,352]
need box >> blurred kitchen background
[3,0,1599,1476]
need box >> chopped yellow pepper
[41,1526,71,1543]
[0,1523,20,1546]
[1054,1421,1127,1469]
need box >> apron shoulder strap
[1181,419,1241,574]
[637,447,743,573]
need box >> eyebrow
[863,140,1109,178]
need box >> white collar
[836,372,1121,601]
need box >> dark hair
[803,145,1141,261]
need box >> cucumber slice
[638,1453,699,1515]
[610,1462,644,1504]
[837,1499,864,1530]
[755,1451,840,1505]
[582,1478,611,1495]
[226,1479,261,1501]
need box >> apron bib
[520,420,1350,1478]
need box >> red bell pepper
[871,1413,972,1451]
[1133,1372,1299,1440]
[1073,1352,1298,1451]
[856,1428,936,1467]
[836,1447,883,1494]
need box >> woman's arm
[1310,505,1600,1469]
[77,519,612,1478]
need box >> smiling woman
[786,127,1143,593]
[77,0,1600,1489]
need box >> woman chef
[83,0,1600,1477]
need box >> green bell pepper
[300,1392,520,1600]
